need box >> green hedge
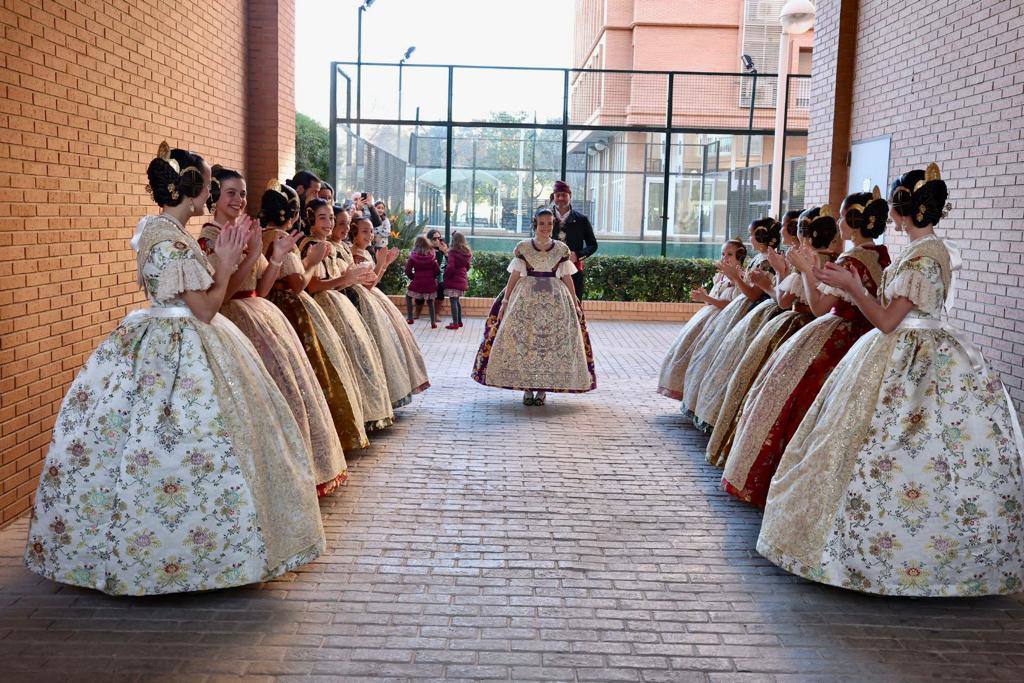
[378,250,717,303]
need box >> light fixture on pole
[397,45,415,156]
[770,0,816,218]
[356,0,376,136]
[740,54,757,171]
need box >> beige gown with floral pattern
[24,214,325,595]
[758,234,1024,596]
[303,237,394,431]
[657,273,736,400]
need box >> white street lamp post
[770,0,816,218]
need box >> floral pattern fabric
[25,219,325,595]
[721,246,889,504]
[472,240,596,392]
[304,238,394,431]
[680,252,774,414]
[758,236,1024,596]
[657,273,736,400]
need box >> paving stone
[0,320,1022,680]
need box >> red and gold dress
[704,270,817,466]
[721,244,889,507]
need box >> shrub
[377,250,717,303]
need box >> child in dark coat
[443,231,473,329]
[404,235,442,328]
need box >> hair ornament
[157,141,180,175]
[267,179,288,200]
[819,204,833,218]
[167,183,179,200]
[871,185,882,201]
[941,201,953,219]
[926,162,942,182]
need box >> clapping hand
[765,248,788,278]
[787,243,818,274]
[271,229,302,261]
[814,261,859,291]
[717,257,742,281]
[308,241,330,264]
[749,269,773,292]
[214,219,247,268]
[690,286,709,304]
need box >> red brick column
[245,0,297,192]
[804,0,859,210]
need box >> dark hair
[348,216,372,242]
[532,207,554,230]
[287,170,321,191]
[724,238,748,264]
[841,191,888,239]
[782,209,802,237]
[206,164,244,211]
[799,208,838,250]
[426,228,442,240]
[748,217,782,250]
[259,181,301,227]
[146,147,206,207]
[890,168,949,228]
[319,181,333,196]
[304,197,331,228]
[332,203,346,218]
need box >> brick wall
[806,0,1024,411]
[0,0,296,525]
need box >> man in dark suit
[551,180,598,302]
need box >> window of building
[739,0,787,107]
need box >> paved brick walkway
[2,318,1024,681]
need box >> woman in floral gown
[681,218,780,416]
[197,167,348,498]
[350,217,431,396]
[758,165,1024,596]
[721,192,890,504]
[656,239,744,400]
[705,209,835,466]
[301,199,394,431]
[260,182,369,471]
[472,208,596,405]
[24,144,325,595]
[692,216,803,433]
[331,208,416,408]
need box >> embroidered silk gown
[333,240,414,407]
[198,224,348,497]
[657,273,736,400]
[691,273,795,432]
[263,231,369,458]
[302,237,394,431]
[352,248,432,396]
[472,239,596,393]
[757,235,1024,596]
[681,252,773,414]
[24,215,325,595]
[705,270,817,466]
[721,245,889,504]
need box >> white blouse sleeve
[507,256,527,275]
[555,259,578,278]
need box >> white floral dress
[472,239,596,392]
[24,214,325,595]
[758,234,1024,596]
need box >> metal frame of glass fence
[329,61,809,257]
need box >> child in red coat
[404,235,441,328]
[443,231,473,329]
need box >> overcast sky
[295,0,575,125]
